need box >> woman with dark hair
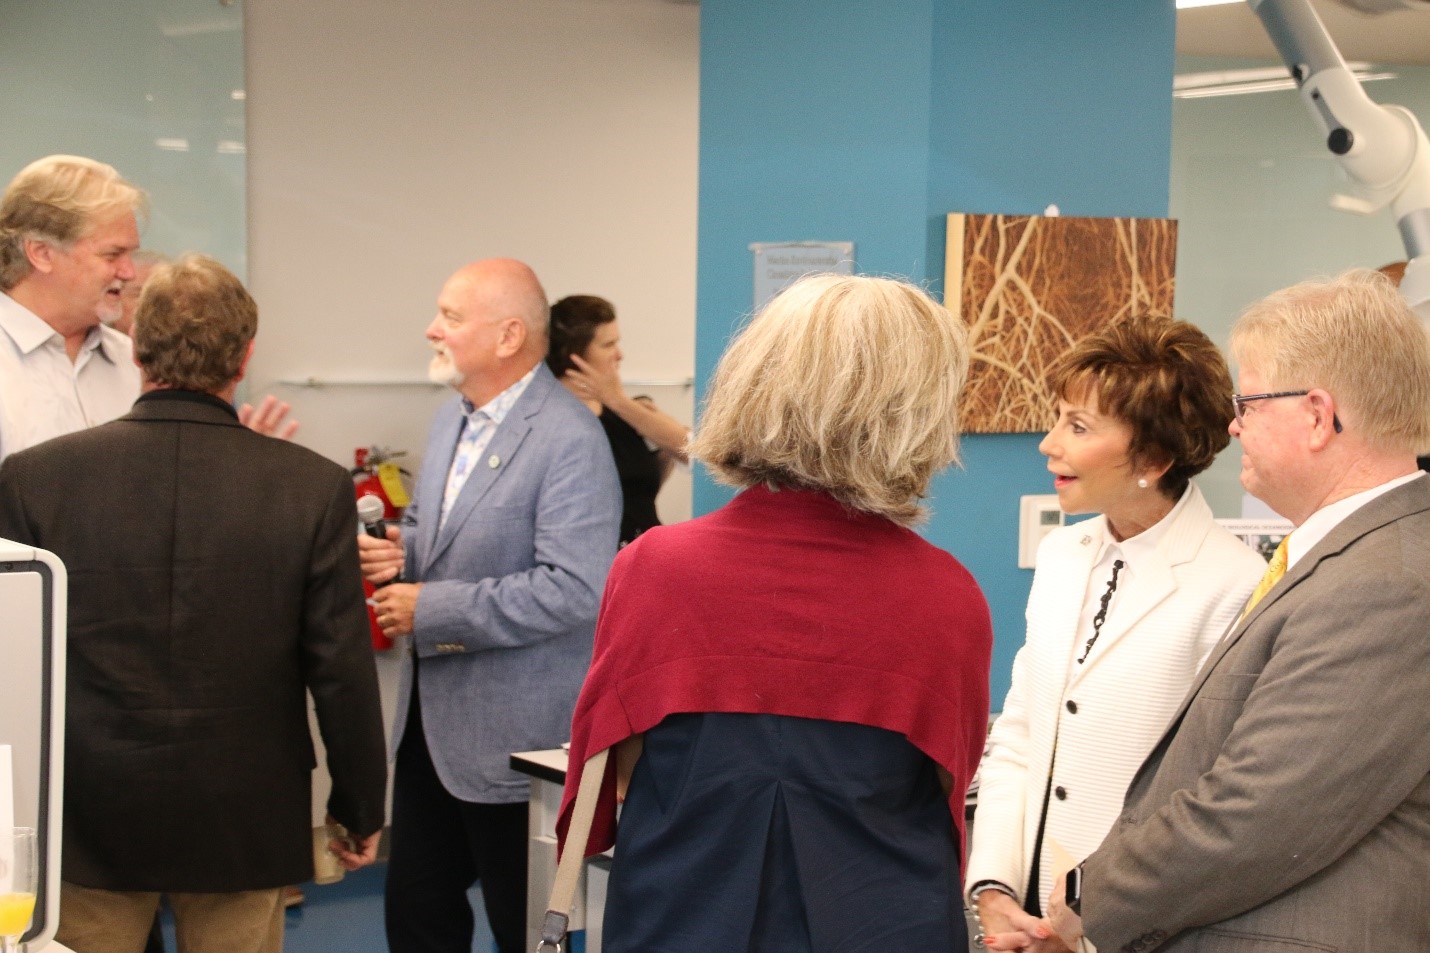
[559,274,993,953]
[547,295,688,544]
[967,314,1267,952]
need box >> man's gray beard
[96,299,123,326]
[428,356,465,389]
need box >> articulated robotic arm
[1248,0,1430,318]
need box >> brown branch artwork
[946,213,1178,433]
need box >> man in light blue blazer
[361,258,620,953]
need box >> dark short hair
[546,295,616,377]
[133,254,257,392]
[1048,314,1234,500]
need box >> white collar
[0,291,121,362]
[1288,471,1424,570]
[1091,483,1192,570]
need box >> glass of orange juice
[0,827,37,951]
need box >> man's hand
[1047,872,1085,950]
[978,889,1073,952]
[370,582,422,638]
[326,815,381,871]
[237,395,300,440]
[358,525,404,585]
[564,353,626,407]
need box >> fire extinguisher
[352,446,412,651]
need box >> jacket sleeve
[965,643,1035,903]
[411,418,621,653]
[0,455,34,545]
[301,468,389,838]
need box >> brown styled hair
[1048,314,1234,500]
[133,254,257,393]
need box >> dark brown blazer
[0,391,387,892]
[1081,476,1430,953]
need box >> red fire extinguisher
[352,446,412,651]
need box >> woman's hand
[978,890,1073,952]
[565,353,625,407]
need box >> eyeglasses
[1232,390,1342,433]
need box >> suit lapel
[1147,477,1429,752]
[1067,488,1212,687]
[415,405,465,577]
[423,370,553,570]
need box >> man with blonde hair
[0,155,292,463]
[0,155,143,460]
[1049,268,1430,953]
[0,254,388,953]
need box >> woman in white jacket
[967,315,1267,952]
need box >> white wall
[244,0,699,823]
[245,0,699,521]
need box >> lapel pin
[1081,535,1091,546]
[488,454,501,469]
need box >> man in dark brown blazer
[0,254,387,953]
[1047,269,1430,953]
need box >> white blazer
[964,484,1265,911]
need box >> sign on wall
[750,241,855,311]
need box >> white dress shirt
[438,364,538,526]
[1287,470,1425,570]
[0,291,140,463]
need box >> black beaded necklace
[1077,558,1124,664]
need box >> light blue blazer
[394,363,621,803]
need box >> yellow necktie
[1241,534,1290,620]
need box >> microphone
[357,494,401,586]
[356,494,388,540]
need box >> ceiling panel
[1176,1,1430,64]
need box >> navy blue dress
[602,712,966,953]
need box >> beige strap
[536,747,609,953]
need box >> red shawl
[558,485,992,870]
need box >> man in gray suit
[360,258,620,953]
[1046,269,1430,953]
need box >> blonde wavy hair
[1231,268,1430,455]
[0,155,147,291]
[690,273,970,526]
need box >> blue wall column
[695,0,1177,705]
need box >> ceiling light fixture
[1174,63,1396,98]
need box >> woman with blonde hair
[559,273,993,952]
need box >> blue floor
[156,864,480,953]
[158,864,585,953]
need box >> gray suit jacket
[394,364,620,803]
[1082,475,1430,953]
